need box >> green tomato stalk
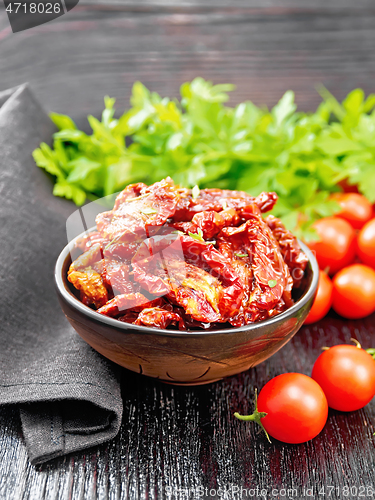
[234,389,271,443]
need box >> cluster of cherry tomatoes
[305,193,375,323]
[235,341,375,444]
[234,192,375,445]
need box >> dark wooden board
[81,0,375,8]
[0,317,374,499]
[1,2,375,130]
[0,2,375,499]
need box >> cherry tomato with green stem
[234,373,328,444]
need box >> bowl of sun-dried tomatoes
[55,177,318,385]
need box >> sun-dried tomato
[68,269,108,308]
[265,215,308,287]
[134,307,183,329]
[131,233,243,323]
[69,179,306,330]
[101,260,135,295]
[75,232,104,253]
[97,177,181,255]
[216,214,293,326]
[97,293,165,317]
[173,189,277,221]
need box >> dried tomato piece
[173,306,216,330]
[117,311,140,324]
[75,232,104,253]
[97,293,165,317]
[221,219,292,308]
[68,269,108,308]
[102,241,142,262]
[134,307,182,329]
[254,191,278,213]
[191,211,225,239]
[247,218,293,309]
[101,260,135,295]
[112,182,148,210]
[69,244,103,271]
[168,221,198,236]
[219,208,240,227]
[131,234,243,322]
[96,177,181,259]
[68,244,109,308]
[173,188,277,221]
[217,215,293,326]
[168,209,237,240]
[132,248,223,323]
[181,236,244,319]
[265,215,308,286]
[117,301,178,326]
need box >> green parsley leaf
[192,185,200,199]
[235,252,248,258]
[53,180,86,206]
[188,227,207,243]
[104,230,127,251]
[141,207,158,215]
[32,143,63,178]
[34,79,375,238]
[50,112,77,131]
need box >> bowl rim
[55,228,319,337]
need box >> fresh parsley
[33,79,375,240]
[192,185,200,199]
[188,227,207,243]
[140,207,158,215]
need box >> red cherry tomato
[304,270,333,324]
[312,344,375,411]
[357,218,375,268]
[307,217,356,275]
[333,193,373,230]
[332,264,375,319]
[256,373,328,443]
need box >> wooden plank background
[0,2,375,499]
[1,1,375,127]
[1,322,375,499]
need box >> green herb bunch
[33,78,375,240]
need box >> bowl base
[162,378,222,386]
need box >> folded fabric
[0,84,123,465]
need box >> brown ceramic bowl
[55,232,319,385]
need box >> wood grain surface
[0,319,374,499]
[1,1,375,128]
[0,2,375,499]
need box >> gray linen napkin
[0,84,123,465]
